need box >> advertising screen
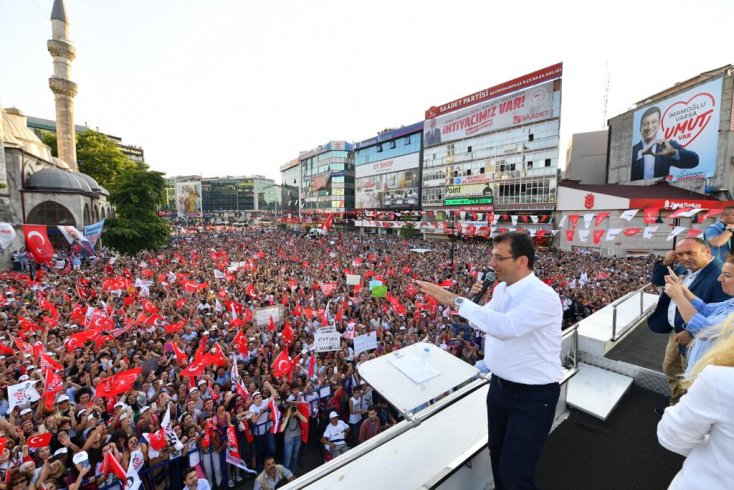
[630,77,722,182]
[176,181,203,217]
[356,169,420,209]
[423,80,555,147]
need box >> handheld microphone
[472,270,496,303]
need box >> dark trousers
[254,432,275,472]
[487,374,559,490]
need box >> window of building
[390,141,396,149]
[377,144,383,152]
[529,134,534,141]
[466,169,472,176]
[545,158,551,167]
[527,161,533,169]
[479,167,485,174]
[467,146,472,153]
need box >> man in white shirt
[417,232,562,490]
[322,411,350,458]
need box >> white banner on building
[424,80,555,147]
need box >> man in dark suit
[648,237,728,408]
[631,105,699,181]
[424,118,442,146]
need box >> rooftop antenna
[601,60,610,129]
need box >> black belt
[492,374,558,392]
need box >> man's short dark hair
[493,232,536,270]
[183,467,198,481]
[640,105,661,126]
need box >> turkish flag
[27,432,53,448]
[110,368,142,396]
[207,343,227,367]
[335,307,344,323]
[164,320,186,335]
[176,298,187,309]
[233,330,248,354]
[281,322,294,344]
[180,358,207,377]
[22,225,54,265]
[267,315,276,332]
[296,401,311,444]
[141,298,158,314]
[271,350,293,378]
[39,352,63,371]
[171,342,188,365]
[102,450,126,482]
[144,427,167,451]
[43,368,63,395]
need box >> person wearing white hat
[321,412,350,458]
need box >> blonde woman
[657,313,734,489]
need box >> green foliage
[399,221,418,238]
[39,130,58,157]
[104,168,170,255]
[76,130,138,190]
[39,129,138,191]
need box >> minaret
[48,0,78,171]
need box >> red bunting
[565,230,575,241]
[623,228,642,237]
[594,212,610,227]
[592,229,605,245]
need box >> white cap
[20,408,32,415]
[57,395,70,403]
[329,411,338,419]
[19,374,30,381]
[189,387,199,393]
[72,451,89,465]
[198,379,207,386]
[140,406,150,414]
[54,447,68,456]
[114,401,125,408]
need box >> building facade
[162,175,278,222]
[279,158,300,217]
[419,64,564,236]
[564,130,608,184]
[354,123,423,213]
[298,141,354,215]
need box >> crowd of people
[0,227,658,490]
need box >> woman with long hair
[657,312,734,488]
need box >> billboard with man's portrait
[630,77,722,182]
[176,181,202,217]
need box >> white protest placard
[318,326,336,334]
[353,332,377,356]
[8,380,41,410]
[314,331,341,352]
[255,305,283,327]
[346,274,361,286]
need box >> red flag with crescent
[271,350,293,379]
[22,225,54,265]
[27,432,53,448]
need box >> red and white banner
[425,63,563,119]
[225,425,257,474]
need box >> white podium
[358,342,481,417]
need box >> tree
[103,168,170,255]
[40,129,137,189]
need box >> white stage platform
[567,363,633,420]
[577,292,658,356]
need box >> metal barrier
[100,449,199,490]
[610,282,656,341]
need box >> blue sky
[1,0,732,181]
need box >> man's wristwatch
[454,297,465,309]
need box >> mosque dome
[74,172,109,196]
[25,167,93,194]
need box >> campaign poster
[630,77,722,182]
[176,181,202,217]
[83,219,105,248]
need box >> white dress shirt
[457,272,562,384]
[657,365,734,489]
